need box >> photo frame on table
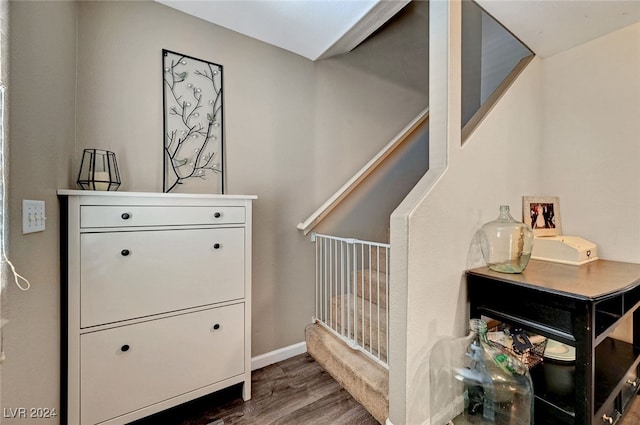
[162,49,224,193]
[522,196,562,236]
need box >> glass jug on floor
[430,319,534,424]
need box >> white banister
[297,107,429,235]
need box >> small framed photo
[522,196,562,236]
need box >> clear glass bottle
[480,205,533,273]
[430,319,534,425]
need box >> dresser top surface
[57,189,257,200]
[467,259,640,301]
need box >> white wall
[541,22,640,263]
[389,12,640,425]
[396,55,544,425]
[389,2,545,423]
[541,21,640,343]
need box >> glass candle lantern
[77,149,121,191]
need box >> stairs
[305,324,389,424]
[306,256,389,424]
[330,271,388,363]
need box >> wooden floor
[620,395,640,425]
[129,352,640,425]
[129,353,378,425]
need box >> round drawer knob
[121,249,130,256]
[121,344,130,352]
[212,324,221,330]
[121,212,131,220]
[213,243,221,250]
[213,212,221,218]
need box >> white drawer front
[80,205,245,228]
[81,228,245,327]
[80,304,245,425]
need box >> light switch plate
[22,200,46,234]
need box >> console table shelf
[467,259,640,425]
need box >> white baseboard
[386,415,430,425]
[251,341,307,371]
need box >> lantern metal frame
[77,149,121,191]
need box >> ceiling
[156,0,640,60]
[476,0,640,58]
[155,0,409,61]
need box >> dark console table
[467,259,640,425]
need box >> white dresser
[58,190,256,425]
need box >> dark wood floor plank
[270,388,377,425]
[129,353,377,425]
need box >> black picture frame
[162,49,224,193]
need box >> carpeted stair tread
[368,253,389,274]
[305,323,388,424]
[351,269,387,308]
[328,294,387,362]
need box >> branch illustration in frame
[162,49,224,193]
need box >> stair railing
[312,233,390,367]
[297,107,429,236]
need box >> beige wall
[4,1,426,422]
[75,0,318,356]
[0,0,7,414]
[389,11,640,425]
[75,0,426,356]
[4,0,77,422]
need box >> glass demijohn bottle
[459,319,533,424]
[429,319,534,425]
[480,205,533,273]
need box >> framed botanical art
[162,49,224,193]
[522,196,562,236]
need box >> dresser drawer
[80,205,245,228]
[597,395,621,425]
[621,370,639,412]
[81,227,245,327]
[80,304,245,425]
